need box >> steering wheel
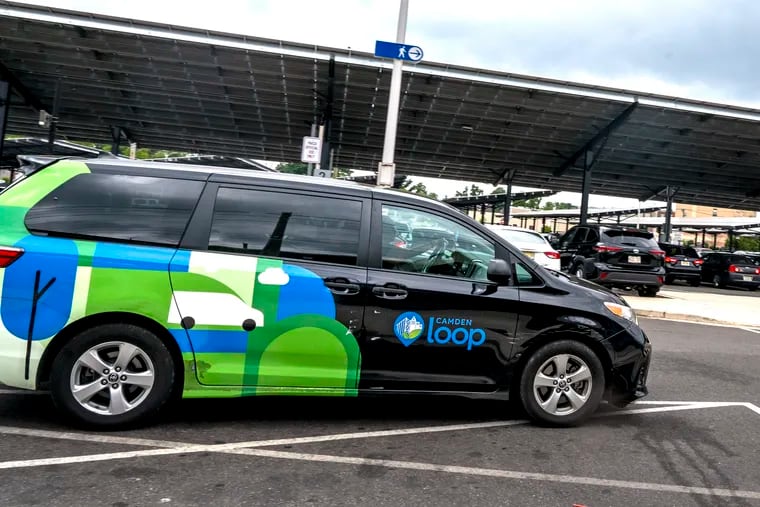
[422,239,448,273]
[466,258,487,279]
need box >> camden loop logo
[393,312,425,347]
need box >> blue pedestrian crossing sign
[374,40,424,63]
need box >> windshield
[602,229,657,248]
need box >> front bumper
[605,328,652,406]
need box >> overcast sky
[16,0,760,206]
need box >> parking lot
[1,318,759,507]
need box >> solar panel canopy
[1,1,760,210]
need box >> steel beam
[554,101,638,177]
[0,62,45,111]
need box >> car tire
[637,287,658,297]
[574,264,585,279]
[50,324,175,429]
[519,340,605,427]
[664,275,675,285]
[712,275,725,289]
[688,278,701,287]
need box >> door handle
[323,278,361,296]
[372,285,408,300]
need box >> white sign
[301,136,322,163]
[314,169,331,178]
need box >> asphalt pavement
[1,319,759,507]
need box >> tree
[455,185,484,197]
[399,178,438,200]
[491,187,506,195]
[512,197,542,209]
[735,236,760,252]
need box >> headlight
[604,302,637,323]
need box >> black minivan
[0,159,651,428]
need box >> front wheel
[50,324,175,429]
[519,340,605,426]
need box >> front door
[361,201,521,392]
[170,184,369,395]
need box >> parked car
[0,158,651,428]
[556,225,665,297]
[657,243,703,286]
[700,252,760,290]
[692,247,714,258]
[487,225,561,270]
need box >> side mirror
[487,259,511,285]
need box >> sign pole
[377,0,409,187]
[307,123,316,176]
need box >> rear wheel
[574,264,585,279]
[50,324,174,429]
[637,286,659,297]
[519,340,605,426]
[712,275,725,289]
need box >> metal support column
[541,217,546,232]
[47,79,61,153]
[490,204,495,225]
[377,0,408,186]
[111,126,123,156]
[503,182,513,225]
[480,204,486,224]
[663,186,674,243]
[579,150,593,225]
[701,229,706,247]
[321,56,335,174]
[552,218,557,232]
[0,80,9,163]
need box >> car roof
[72,157,460,213]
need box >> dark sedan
[658,243,702,286]
[700,252,760,290]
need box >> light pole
[377,0,409,187]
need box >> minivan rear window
[602,229,657,248]
[25,173,204,247]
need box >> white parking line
[0,425,189,448]
[0,401,747,470]
[0,389,46,395]
[230,448,760,501]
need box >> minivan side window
[381,204,495,281]
[208,187,362,266]
[25,173,204,247]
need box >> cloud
[257,267,290,286]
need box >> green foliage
[399,178,438,200]
[542,201,577,210]
[541,225,552,233]
[491,186,506,194]
[512,197,542,209]
[455,185,484,197]
[735,236,760,252]
[276,162,308,175]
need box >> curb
[634,309,754,328]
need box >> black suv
[658,243,702,286]
[557,225,665,297]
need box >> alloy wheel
[532,353,593,416]
[69,341,155,416]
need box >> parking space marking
[0,401,753,471]
[229,448,760,501]
[740,327,760,334]
[0,425,189,448]
[0,389,46,395]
